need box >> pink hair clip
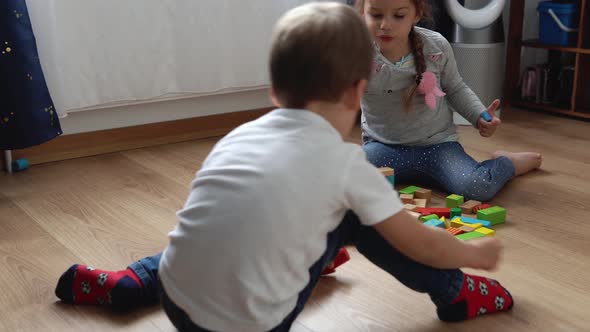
[418,71,446,110]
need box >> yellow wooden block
[440,217,450,228]
[475,227,496,236]
[450,217,464,228]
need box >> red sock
[55,264,144,310]
[321,247,351,275]
[437,273,514,321]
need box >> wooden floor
[1,109,589,332]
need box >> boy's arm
[373,210,502,271]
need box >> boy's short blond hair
[270,2,373,109]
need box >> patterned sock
[55,264,145,311]
[437,273,514,322]
[321,247,351,275]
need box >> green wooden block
[399,186,421,195]
[450,208,462,218]
[419,214,439,222]
[446,194,464,208]
[456,231,486,241]
[477,206,506,225]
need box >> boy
[56,3,513,331]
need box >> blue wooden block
[424,219,445,228]
[386,175,395,187]
[481,111,492,122]
[459,216,492,228]
[12,158,30,172]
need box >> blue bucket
[537,1,580,46]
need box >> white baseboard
[59,89,272,135]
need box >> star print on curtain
[0,0,61,150]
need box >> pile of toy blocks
[399,183,506,240]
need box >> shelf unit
[504,0,590,119]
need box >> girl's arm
[438,38,487,128]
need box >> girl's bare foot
[492,151,542,176]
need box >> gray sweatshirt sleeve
[438,38,486,127]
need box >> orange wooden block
[446,227,464,236]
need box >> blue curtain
[0,0,61,150]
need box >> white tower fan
[444,0,507,125]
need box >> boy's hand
[466,237,503,271]
[478,99,501,137]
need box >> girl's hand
[478,99,501,137]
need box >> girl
[358,0,542,202]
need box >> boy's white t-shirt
[159,108,403,332]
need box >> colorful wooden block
[400,194,414,204]
[460,200,482,214]
[424,219,445,228]
[459,216,492,228]
[419,214,439,222]
[475,227,496,236]
[446,227,464,236]
[456,231,486,241]
[413,198,427,208]
[404,204,418,211]
[459,225,476,233]
[416,208,451,218]
[440,217,450,228]
[446,194,465,208]
[477,206,507,225]
[473,203,492,212]
[414,188,432,203]
[399,186,421,195]
[450,207,462,218]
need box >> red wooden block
[473,204,492,213]
[416,207,451,218]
